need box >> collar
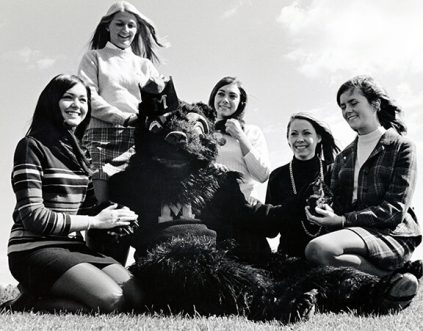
[105,41,133,54]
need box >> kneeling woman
[5,75,141,313]
[305,75,421,306]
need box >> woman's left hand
[305,204,345,228]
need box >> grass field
[1,284,423,330]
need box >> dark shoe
[397,260,423,279]
[0,291,35,312]
[380,273,418,313]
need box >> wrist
[339,215,346,228]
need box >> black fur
[109,95,419,323]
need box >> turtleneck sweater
[215,124,270,200]
[266,155,327,256]
[353,126,386,201]
[78,42,159,129]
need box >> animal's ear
[138,76,179,117]
[192,102,216,123]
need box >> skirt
[8,244,118,296]
[348,227,421,271]
[82,127,135,180]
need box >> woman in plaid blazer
[304,75,422,309]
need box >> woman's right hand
[91,204,138,230]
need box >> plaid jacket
[331,128,421,238]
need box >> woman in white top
[208,76,270,201]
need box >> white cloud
[1,47,58,70]
[277,0,423,78]
[222,7,238,19]
[36,58,56,70]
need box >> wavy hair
[336,75,406,134]
[287,113,340,163]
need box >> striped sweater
[8,131,96,254]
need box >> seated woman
[3,74,142,313]
[266,113,340,257]
[208,76,270,201]
[305,75,422,308]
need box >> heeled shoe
[380,272,419,313]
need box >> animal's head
[134,77,218,172]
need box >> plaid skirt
[348,227,421,271]
[82,127,135,180]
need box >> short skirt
[348,227,421,271]
[82,127,135,180]
[8,244,118,296]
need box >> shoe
[0,290,34,312]
[398,260,423,279]
[380,272,418,313]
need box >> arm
[78,51,133,126]
[344,140,417,229]
[226,122,270,182]
[312,140,417,229]
[12,138,136,235]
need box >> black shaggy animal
[107,78,421,323]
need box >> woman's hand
[91,204,138,230]
[305,204,345,228]
[225,119,253,156]
[225,119,244,140]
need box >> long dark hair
[336,75,406,134]
[287,113,340,163]
[208,76,247,124]
[89,1,165,63]
[27,74,91,140]
[27,74,92,173]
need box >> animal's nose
[165,131,187,145]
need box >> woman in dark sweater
[266,113,340,257]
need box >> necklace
[289,158,323,238]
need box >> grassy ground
[1,284,423,330]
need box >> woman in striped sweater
[4,74,141,313]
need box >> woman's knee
[91,287,125,313]
[305,238,337,265]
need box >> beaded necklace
[289,157,323,238]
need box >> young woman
[266,113,340,257]
[3,75,142,313]
[208,76,270,201]
[305,75,422,308]
[78,1,165,203]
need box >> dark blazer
[331,128,421,238]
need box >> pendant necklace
[289,158,323,238]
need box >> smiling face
[59,83,88,129]
[108,11,138,49]
[213,83,241,120]
[288,119,321,160]
[339,88,380,135]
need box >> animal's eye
[148,120,163,133]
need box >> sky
[1,0,423,285]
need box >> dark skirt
[8,244,118,296]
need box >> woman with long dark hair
[3,74,141,313]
